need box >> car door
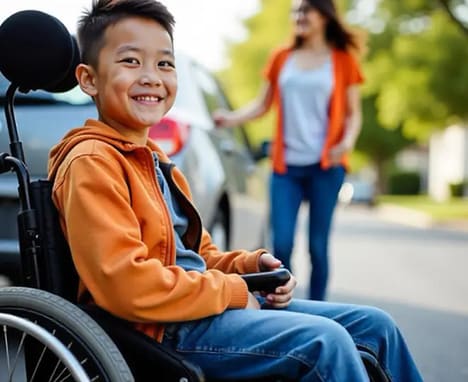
[0,75,96,283]
[191,62,269,250]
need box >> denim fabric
[270,164,345,300]
[162,298,423,381]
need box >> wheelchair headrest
[0,10,79,93]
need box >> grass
[377,195,468,222]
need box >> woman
[213,0,364,300]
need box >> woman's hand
[212,83,273,129]
[212,109,235,128]
[328,141,352,166]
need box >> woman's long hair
[292,0,364,54]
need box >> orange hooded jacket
[48,119,266,341]
[263,46,364,174]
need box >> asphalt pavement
[1,203,466,380]
[291,204,468,382]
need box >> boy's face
[78,17,177,144]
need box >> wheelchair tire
[0,286,134,382]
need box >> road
[1,203,466,380]
[291,204,468,382]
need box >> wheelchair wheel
[0,312,89,381]
[0,286,134,381]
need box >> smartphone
[240,268,291,293]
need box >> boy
[48,0,423,380]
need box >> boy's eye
[119,57,140,65]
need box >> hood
[48,118,170,180]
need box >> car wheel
[209,209,228,251]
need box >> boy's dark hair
[77,0,175,67]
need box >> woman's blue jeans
[270,164,345,300]
[162,299,423,381]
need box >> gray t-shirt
[278,54,333,165]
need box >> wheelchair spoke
[51,364,74,382]
[51,357,74,382]
[0,288,133,382]
[30,336,48,381]
[2,324,11,374]
[3,324,28,382]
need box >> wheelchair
[0,9,389,382]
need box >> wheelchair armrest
[241,269,291,293]
[81,305,205,382]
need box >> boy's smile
[77,16,177,145]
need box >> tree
[364,0,468,141]
[356,96,415,192]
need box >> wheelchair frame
[0,9,389,382]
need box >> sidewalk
[376,203,468,232]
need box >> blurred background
[3,0,467,206]
[217,0,468,208]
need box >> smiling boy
[47,1,423,380]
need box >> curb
[376,204,468,233]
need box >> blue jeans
[270,164,345,300]
[162,299,423,381]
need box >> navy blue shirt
[153,153,206,273]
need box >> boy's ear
[76,63,98,97]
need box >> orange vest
[263,46,364,174]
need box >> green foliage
[381,0,438,16]
[449,180,468,198]
[356,96,414,163]
[364,1,468,141]
[388,170,422,195]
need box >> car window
[192,63,229,114]
[169,55,208,123]
[190,63,255,153]
[0,73,92,106]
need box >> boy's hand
[258,252,282,271]
[246,292,261,309]
[263,274,297,309]
[258,252,296,308]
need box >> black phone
[240,268,291,293]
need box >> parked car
[149,52,269,251]
[0,52,269,284]
[338,176,376,206]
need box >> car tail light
[148,116,190,156]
